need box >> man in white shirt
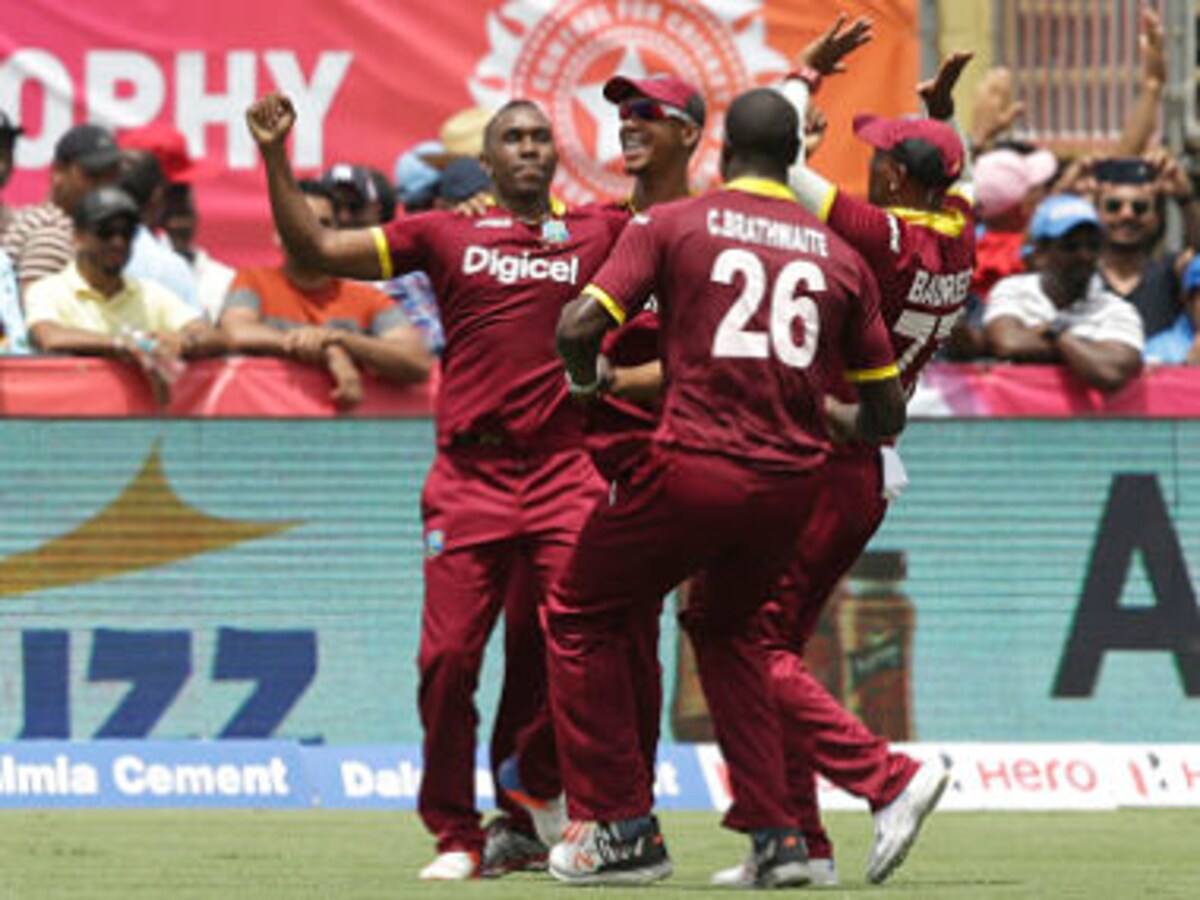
[984,194,1144,392]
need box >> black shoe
[480,815,548,878]
[548,814,672,885]
[751,827,810,888]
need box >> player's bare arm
[557,295,616,397]
[247,93,381,281]
[853,376,907,444]
[917,51,974,121]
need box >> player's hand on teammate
[797,13,873,77]
[246,93,297,147]
[917,51,974,121]
[804,105,829,159]
[822,395,861,446]
[453,191,495,218]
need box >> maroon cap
[603,75,706,127]
[853,114,964,186]
[120,123,214,183]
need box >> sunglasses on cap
[1102,197,1152,217]
[92,220,137,241]
[618,99,696,126]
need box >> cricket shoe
[748,827,810,888]
[497,755,569,846]
[711,855,839,888]
[480,815,548,877]
[418,850,479,880]
[548,816,672,885]
[866,759,950,884]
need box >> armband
[787,66,823,94]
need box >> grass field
[0,809,1197,898]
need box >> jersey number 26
[711,248,823,368]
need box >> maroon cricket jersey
[582,177,897,472]
[375,204,623,452]
[823,189,976,394]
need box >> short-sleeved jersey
[583,177,897,471]
[822,188,976,393]
[375,204,623,452]
[225,266,407,335]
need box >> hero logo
[463,246,580,285]
[470,0,786,205]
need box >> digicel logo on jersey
[462,246,580,285]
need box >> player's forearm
[259,143,326,267]
[609,360,663,404]
[776,79,836,216]
[854,379,907,444]
[557,297,609,390]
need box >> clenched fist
[246,93,297,148]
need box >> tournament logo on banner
[469,0,788,203]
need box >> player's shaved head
[721,89,800,180]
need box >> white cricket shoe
[548,817,672,886]
[711,855,839,888]
[418,850,479,880]
[497,755,569,845]
[866,760,950,884]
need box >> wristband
[787,66,823,94]
[565,370,603,397]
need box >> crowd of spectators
[0,6,1194,401]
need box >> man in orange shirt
[219,179,432,407]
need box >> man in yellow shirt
[25,186,223,398]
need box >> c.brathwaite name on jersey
[706,208,830,257]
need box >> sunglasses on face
[92,221,136,241]
[1056,235,1102,254]
[618,99,695,126]
[1102,197,1152,217]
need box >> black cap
[320,163,379,203]
[55,124,121,173]
[438,157,490,203]
[74,186,139,230]
[0,111,22,137]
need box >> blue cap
[393,141,444,208]
[1183,255,1200,294]
[1029,194,1101,241]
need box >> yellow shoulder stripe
[845,363,900,383]
[582,283,626,326]
[370,227,393,280]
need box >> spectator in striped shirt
[1,124,121,297]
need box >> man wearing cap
[695,24,973,888]
[2,124,122,296]
[985,193,1144,391]
[24,186,223,399]
[321,163,384,228]
[484,70,706,874]
[1145,255,1200,365]
[0,111,24,240]
[122,122,235,321]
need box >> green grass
[0,809,1197,898]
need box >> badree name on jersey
[462,246,580,285]
[905,268,973,309]
[706,208,830,257]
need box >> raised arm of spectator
[1149,149,1200,260]
[968,67,1025,155]
[246,94,381,281]
[1116,6,1166,157]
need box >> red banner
[1,1,918,267]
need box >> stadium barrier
[1,358,1198,797]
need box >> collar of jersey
[723,177,797,203]
[886,204,967,238]
[481,193,567,218]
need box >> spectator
[942,145,1059,360]
[366,167,397,223]
[1092,150,1200,340]
[1,124,121,295]
[219,179,432,410]
[24,186,222,400]
[117,148,203,313]
[433,157,490,209]
[438,106,492,160]
[122,122,235,321]
[1145,255,1200,365]
[0,111,22,240]
[984,194,1144,392]
[393,141,444,213]
[0,249,28,353]
[320,163,384,228]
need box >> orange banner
[1,1,918,267]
